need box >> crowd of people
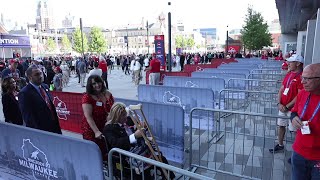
[0,50,319,179]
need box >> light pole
[146,21,149,55]
[168,2,172,72]
[226,25,229,55]
[80,18,85,59]
[126,24,129,55]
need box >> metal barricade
[251,69,283,74]
[248,73,285,81]
[107,148,212,180]
[227,78,281,92]
[219,89,278,115]
[188,108,293,180]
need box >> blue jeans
[292,151,320,180]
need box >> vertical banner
[154,35,165,70]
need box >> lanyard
[300,94,320,122]
[285,72,301,88]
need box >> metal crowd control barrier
[191,72,246,82]
[203,68,251,77]
[188,108,293,180]
[218,64,259,69]
[218,89,278,115]
[108,148,212,180]
[227,78,281,93]
[248,73,285,81]
[251,69,283,74]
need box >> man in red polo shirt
[145,53,160,85]
[99,57,109,89]
[290,63,320,179]
[269,54,304,153]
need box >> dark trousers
[291,151,320,180]
[102,72,109,89]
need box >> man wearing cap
[269,54,304,153]
[132,56,142,85]
[2,59,21,80]
[290,63,320,179]
[145,53,160,85]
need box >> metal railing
[107,148,213,180]
[227,78,281,92]
[219,89,278,114]
[250,69,283,74]
[248,73,285,81]
[188,108,293,180]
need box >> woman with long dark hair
[1,77,23,125]
[81,75,114,160]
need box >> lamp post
[126,24,129,55]
[168,2,172,72]
[80,18,85,59]
[1,33,5,60]
[226,25,229,55]
[146,20,149,55]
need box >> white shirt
[130,60,135,71]
[60,64,69,72]
[175,55,180,63]
[133,61,141,71]
[88,68,102,77]
[144,58,149,67]
[72,60,76,66]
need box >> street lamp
[146,20,149,55]
[168,1,172,72]
[126,24,129,55]
[226,25,229,55]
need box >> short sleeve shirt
[280,71,303,106]
[149,59,160,73]
[292,90,320,160]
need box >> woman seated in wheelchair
[103,102,175,179]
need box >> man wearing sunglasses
[270,54,304,153]
[290,63,320,180]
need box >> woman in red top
[81,75,114,160]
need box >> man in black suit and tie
[18,65,62,134]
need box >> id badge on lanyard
[300,94,320,135]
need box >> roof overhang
[275,0,319,34]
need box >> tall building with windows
[36,0,53,30]
[62,13,75,28]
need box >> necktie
[39,86,55,117]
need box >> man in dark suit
[18,65,62,134]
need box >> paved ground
[0,66,292,179]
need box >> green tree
[72,27,88,53]
[175,35,186,48]
[61,34,72,53]
[186,37,195,48]
[45,37,56,52]
[88,26,107,53]
[241,7,272,51]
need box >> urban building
[228,29,242,41]
[175,30,205,52]
[192,28,217,52]
[36,0,54,30]
[62,13,75,28]
[177,20,184,32]
[104,16,177,55]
